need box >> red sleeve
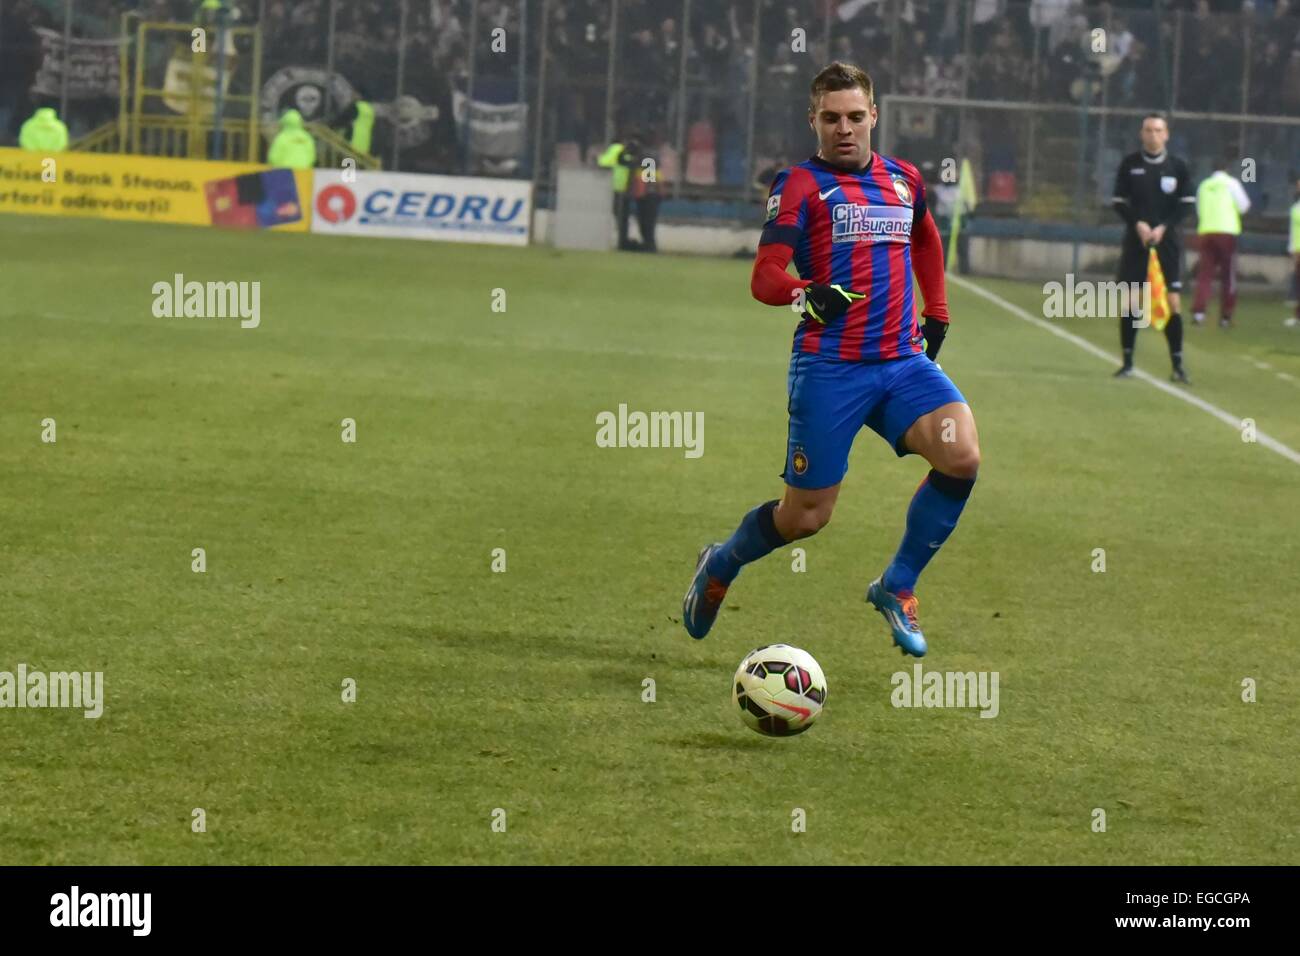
[751,167,813,307]
[910,207,949,324]
[751,243,809,306]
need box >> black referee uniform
[1111,148,1196,378]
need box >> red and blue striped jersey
[760,152,930,362]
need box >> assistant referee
[1111,112,1196,383]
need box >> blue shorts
[783,351,967,489]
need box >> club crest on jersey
[831,203,912,244]
[792,448,809,476]
[891,176,912,205]
[766,194,780,222]
[1160,175,1177,194]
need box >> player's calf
[773,488,836,540]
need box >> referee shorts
[1118,232,1182,292]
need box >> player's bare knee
[799,512,831,539]
[941,445,981,479]
[778,502,832,540]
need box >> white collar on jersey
[1141,149,1168,164]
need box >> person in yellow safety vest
[1191,152,1251,329]
[350,100,374,156]
[1286,176,1300,328]
[598,134,639,250]
[18,107,68,153]
[195,0,225,21]
[267,109,317,169]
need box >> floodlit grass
[1,215,1296,864]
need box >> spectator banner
[311,171,531,246]
[163,48,238,116]
[451,88,527,174]
[374,95,441,150]
[29,28,126,100]
[0,148,312,232]
[261,67,440,152]
[261,66,357,125]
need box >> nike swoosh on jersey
[818,186,840,200]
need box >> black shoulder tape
[760,223,803,247]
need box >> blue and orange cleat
[682,544,729,640]
[866,577,928,657]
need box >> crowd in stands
[2,0,1298,211]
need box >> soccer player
[1110,113,1195,382]
[681,62,978,658]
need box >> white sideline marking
[949,276,1300,467]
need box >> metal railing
[878,95,1300,223]
[306,121,382,171]
[71,115,381,170]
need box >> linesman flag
[1147,246,1170,331]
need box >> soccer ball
[732,644,827,737]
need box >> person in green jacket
[18,107,68,153]
[1287,176,1300,328]
[267,109,316,169]
[195,0,235,26]
[350,100,374,156]
[1191,152,1251,328]
[598,132,641,250]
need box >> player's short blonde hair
[809,62,874,114]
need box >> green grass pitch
[1,214,1297,864]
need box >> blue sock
[707,500,787,584]
[883,470,975,594]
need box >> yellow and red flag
[1147,247,1170,331]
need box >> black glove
[922,316,948,361]
[803,283,865,325]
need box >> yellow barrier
[0,148,313,232]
